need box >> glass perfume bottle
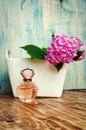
[16,68,37,103]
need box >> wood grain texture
[0,0,86,93]
[0,90,86,130]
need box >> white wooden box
[6,50,68,97]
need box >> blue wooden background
[0,0,86,93]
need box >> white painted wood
[0,0,86,93]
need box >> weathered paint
[0,0,86,93]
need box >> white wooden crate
[6,50,68,97]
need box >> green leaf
[73,50,84,61]
[21,45,46,60]
[55,62,63,72]
[42,48,47,55]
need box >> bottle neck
[23,78,32,83]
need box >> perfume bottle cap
[20,68,34,82]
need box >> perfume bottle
[16,68,37,103]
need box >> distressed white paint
[0,0,86,93]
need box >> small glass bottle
[16,68,37,103]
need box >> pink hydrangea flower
[45,34,85,65]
